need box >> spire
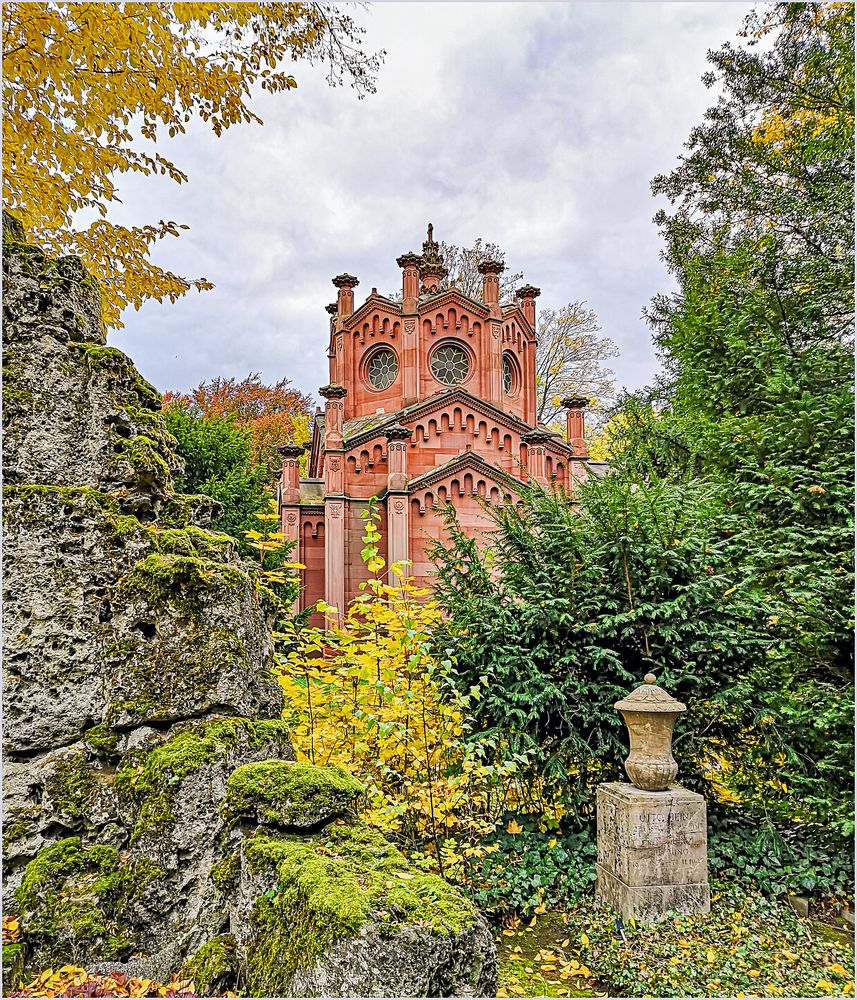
[419,222,447,291]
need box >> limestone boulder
[233,825,497,998]
[2,487,283,755]
[223,760,363,831]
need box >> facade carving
[278,226,603,617]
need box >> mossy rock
[43,750,98,825]
[159,492,222,529]
[2,942,26,990]
[180,936,238,995]
[116,718,294,839]
[209,855,241,892]
[15,838,162,968]
[225,761,363,831]
[242,823,484,997]
[82,724,120,758]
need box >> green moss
[116,718,292,839]
[3,942,25,989]
[82,724,120,758]
[180,938,237,995]
[111,434,171,482]
[243,824,476,996]
[209,855,240,891]
[147,524,235,561]
[118,551,247,606]
[15,838,162,967]
[3,805,40,852]
[2,484,141,538]
[44,753,96,823]
[225,761,363,829]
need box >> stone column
[517,285,541,426]
[384,424,412,578]
[596,674,710,923]
[397,252,422,406]
[320,384,347,619]
[332,273,359,323]
[278,443,305,612]
[562,396,588,458]
[478,259,504,406]
[522,431,549,487]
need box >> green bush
[163,402,271,552]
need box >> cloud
[111,2,753,403]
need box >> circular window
[431,344,470,386]
[367,348,398,390]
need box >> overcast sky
[112,2,754,405]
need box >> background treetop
[2,2,384,327]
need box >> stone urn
[615,673,687,791]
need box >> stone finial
[521,430,551,445]
[419,223,447,290]
[476,259,505,275]
[615,675,687,792]
[331,273,359,289]
[384,424,413,442]
[515,283,541,299]
[562,396,589,410]
[319,384,348,400]
[325,302,338,316]
[300,440,313,450]
[396,251,423,268]
[278,444,306,457]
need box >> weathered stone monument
[596,673,710,922]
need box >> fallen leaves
[6,968,201,998]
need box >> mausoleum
[279,226,599,613]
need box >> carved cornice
[408,452,522,495]
[332,273,359,289]
[342,388,539,450]
[344,295,404,330]
[417,288,489,319]
[319,384,347,400]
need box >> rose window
[431,344,470,386]
[367,348,398,390]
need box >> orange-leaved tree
[2,2,383,327]
[164,373,313,473]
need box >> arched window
[502,352,520,396]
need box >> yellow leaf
[507,819,523,834]
[580,932,589,946]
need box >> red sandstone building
[278,227,595,615]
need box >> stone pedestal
[596,782,710,923]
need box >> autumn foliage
[164,373,313,473]
[2,2,382,326]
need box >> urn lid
[614,674,687,714]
